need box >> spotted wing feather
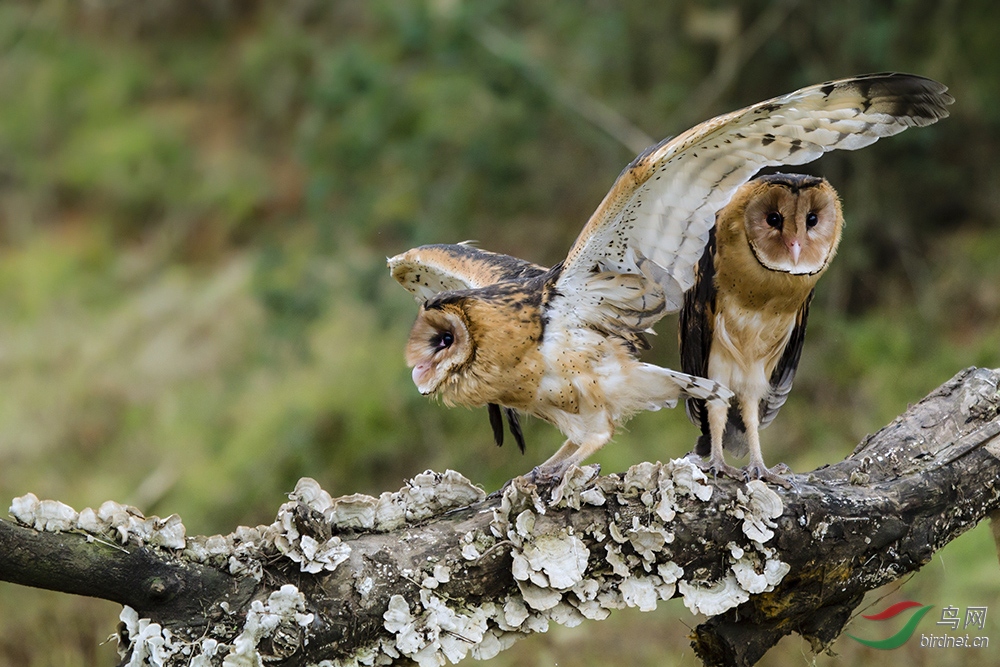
[389,243,548,301]
[556,73,952,324]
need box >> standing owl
[389,73,951,485]
[680,173,842,486]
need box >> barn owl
[680,173,842,486]
[389,73,951,484]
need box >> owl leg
[740,401,793,488]
[529,429,611,486]
[536,439,580,469]
[698,400,742,481]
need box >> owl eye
[765,211,784,229]
[806,211,819,228]
[431,331,454,352]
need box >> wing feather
[556,73,952,325]
[488,403,504,447]
[389,243,547,301]
[679,226,718,436]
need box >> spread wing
[388,243,548,301]
[554,72,952,335]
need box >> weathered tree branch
[2,367,999,667]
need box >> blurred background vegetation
[0,0,998,665]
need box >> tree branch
[2,367,998,667]
[0,517,254,620]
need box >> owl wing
[678,226,719,435]
[389,243,548,301]
[553,73,952,333]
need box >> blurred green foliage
[0,1,998,665]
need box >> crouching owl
[389,73,951,484]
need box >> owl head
[740,173,843,275]
[405,297,474,396]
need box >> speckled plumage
[389,73,951,482]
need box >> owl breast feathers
[389,73,952,485]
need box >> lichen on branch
[1,367,998,667]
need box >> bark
[1,366,998,667]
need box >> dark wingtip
[488,403,504,447]
[488,404,526,453]
[836,72,954,122]
[505,408,526,454]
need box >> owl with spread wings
[389,73,952,485]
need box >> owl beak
[412,363,437,394]
[785,239,802,265]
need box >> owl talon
[743,463,794,489]
[486,468,555,500]
[523,465,566,490]
[695,457,743,483]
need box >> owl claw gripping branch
[390,73,952,486]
